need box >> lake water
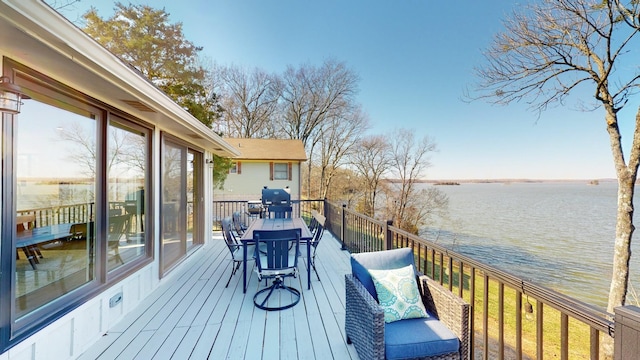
[421,181,640,310]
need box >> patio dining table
[240,217,313,293]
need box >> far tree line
[212,58,448,235]
[212,61,448,234]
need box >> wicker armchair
[345,248,470,360]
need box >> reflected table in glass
[16,224,73,270]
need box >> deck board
[79,231,357,360]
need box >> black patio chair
[221,217,254,288]
[307,210,319,234]
[253,228,301,311]
[301,212,325,281]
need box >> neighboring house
[215,138,307,202]
[0,1,240,357]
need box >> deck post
[385,220,393,250]
[614,305,640,359]
[341,203,347,250]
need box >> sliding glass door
[161,137,203,275]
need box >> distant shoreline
[426,178,617,184]
[385,178,618,184]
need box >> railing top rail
[327,201,387,228]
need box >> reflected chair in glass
[69,221,94,241]
[221,217,254,288]
[253,228,301,311]
[16,214,41,263]
[108,214,130,264]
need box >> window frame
[229,161,241,174]
[159,133,204,278]
[271,162,292,181]
[105,115,154,282]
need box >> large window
[15,100,98,318]
[1,61,152,349]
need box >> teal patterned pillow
[368,264,429,323]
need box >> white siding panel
[34,320,72,359]
[73,302,103,356]
[216,162,302,201]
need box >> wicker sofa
[345,248,470,360]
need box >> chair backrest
[308,210,319,233]
[108,214,130,241]
[350,247,416,301]
[232,211,244,234]
[69,221,94,240]
[254,229,300,271]
[221,217,238,248]
[267,206,292,219]
[310,213,326,247]
[16,214,36,232]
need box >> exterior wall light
[0,76,24,114]
[205,158,214,168]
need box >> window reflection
[187,149,203,250]
[187,151,195,250]
[162,142,184,270]
[107,120,148,272]
[15,100,96,317]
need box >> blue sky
[55,0,632,180]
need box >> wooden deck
[78,231,359,360]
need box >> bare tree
[350,135,393,217]
[278,59,359,197]
[214,65,281,138]
[278,59,358,145]
[473,1,640,356]
[46,0,81,12]
[315,105,369,199]
[384,129,447,234]
[58,122,97,177]
[58,122,144,178]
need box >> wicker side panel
[345,274,385,360]
[420,275,471,360]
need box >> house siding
[215,160,301,201]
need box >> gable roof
[225,138,307,161]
